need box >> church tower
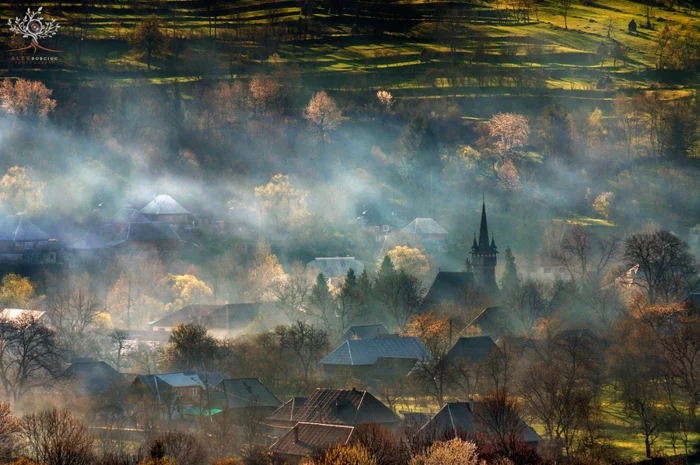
[471,199,498,292]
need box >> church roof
[471,201,497,254]
[141,195,190,215]
[402,218,448,235]
[422,271,473,311]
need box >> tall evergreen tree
[378,255,395,280]
[309,273,335,331]
[500,247,520,293]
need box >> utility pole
[127,274,131,330]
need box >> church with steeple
[470,199,498,292]
[420,197,500,312]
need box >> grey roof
[339,324,390,343]
[293,388,400,425]
[447,336,499,364]
[116,208,150,223]
[466,306,517,339]
[213,378,281,409]
[271,422,354,459]
[267,397,308,423]
[64,361,124,397]
[0,215,50,241]
[417,402,540,443]
[307,257,365,278]
[110,221,182,244]
[135,372,205,400]
[140,195,190,215]
[320,337,430,366]
[422,272,474,311]
[149,303,258,330]
[401,218,448,235]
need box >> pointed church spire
[478,197,489,250]
[491,234,497,250]
[472,233,478,250]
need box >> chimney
[294,426,298,443]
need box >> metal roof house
[210,378,281,411]
[271,422,355,465]
[149,303,260,339]
[447,336,500,365]
[140,195,193,228]
[287,388,400,428]
[306,257,365,283]
[415,401,541,444]
[0,215,58,264]
[320,337,431,386]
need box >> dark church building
[422,200,499,311]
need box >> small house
[271,422,355,465]
[0,215,58,264]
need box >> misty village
[0,1,698,465]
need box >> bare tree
[21,408,95,465]
[47,278,103,353]
[145,431,208,465]
[473,390,527,456]
[0,315,63,403]
[622,230,699,304]
[106,329,130,373]
[276,321,329,387]
[271,262,313,324]
[555,0,573,29]
[374,270,426,331]
[551,225,620,284]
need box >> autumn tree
[405,313,455,407]
[255,174,310,231]
[160,274,213,313]
[0,167,46,214]
[249,75,283,117]
[132,15,167,72]
[0,402,18,461]
[315,443,376,465]
[0,273,35,307]
[20,409,94,465]
[0,79,56,120]
[622,229,699,304]
[243,237,286,301]
[304,90,342,141]
[486,113,530,157]
[410,438,481,465]
[385,246,430,277]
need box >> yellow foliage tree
[0,273,35,308]
[244,238,286,301]
[160,274,213,313]
[255,174,309,231]
[315,443,376,465]
[409,438,481,465]
[0,167,46,214]
[385,246,430,277]
[0,79,56,119]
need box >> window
[25,242,33,250]
[191,388,198,398]
[175,389,183,398]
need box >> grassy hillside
[0,0,697,117]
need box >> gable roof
[267,397,308,423]
[293,389,399,425]
[140,195,190,215]
[339,324,390,343]
[0,215,50,242]
[64,361,124,397]
[110,221,182,245]
[417,402,540,443]
[271,422,354,459]
[149,303,258,331]
[307,257,365,278]
[135,373,204,400]
[466,306,517,339]
[422,272,473,310]
[0,309,46,322]
[115,208,150,224]
[401,218,448,235]
[320,337,430,366]
[447,336,499,364]
[214,378,281,409]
